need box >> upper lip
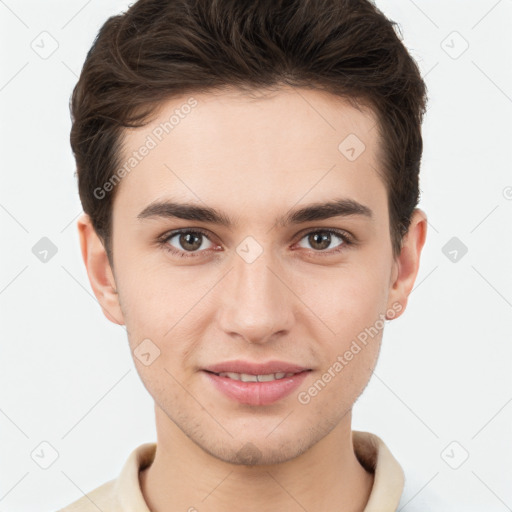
[203,360,311,375]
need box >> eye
[159,229,217,258]
[295,229,352,254]
[157,227,354,259]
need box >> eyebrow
[137,197,373,227]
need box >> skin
[78,86,427,512]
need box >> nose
[215,245,295,345]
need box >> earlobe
[77,213,125,326]
[386,208,428,319]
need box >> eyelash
[156,228,354,259]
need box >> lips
[201,360,312,405]
[203,369,310,406]
[203,360,310,375]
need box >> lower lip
[202,370,311,406]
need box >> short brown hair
[70,0,427,262]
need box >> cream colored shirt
[57,430,404,511]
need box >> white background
[1,1,511,510]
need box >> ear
[386,208,428,319]
[77,213,125,325]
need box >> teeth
[217,371,296,382]
[240,373,258,382]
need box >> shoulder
[55,442,156,512]
[396,463,446,511]
[56,479,118,512]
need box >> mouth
[203,369,308,382]
[201,360,312,406]
[203,360,311,376]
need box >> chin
[194,427,316,467]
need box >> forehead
[113,86,387,225]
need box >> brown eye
[296,229,350,253]
[177,232,203,251]
[163,230,215,255]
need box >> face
[101,86,405,464]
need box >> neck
[140,406,375,512]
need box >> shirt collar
[352,430,405,511]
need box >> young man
[60,0,428,510]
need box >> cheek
[302,262,390,332]
[118,280,194,398]
[304,276,387,406]
[115,251,184,327]
[116,266,208,372]
[297,262,389,393]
